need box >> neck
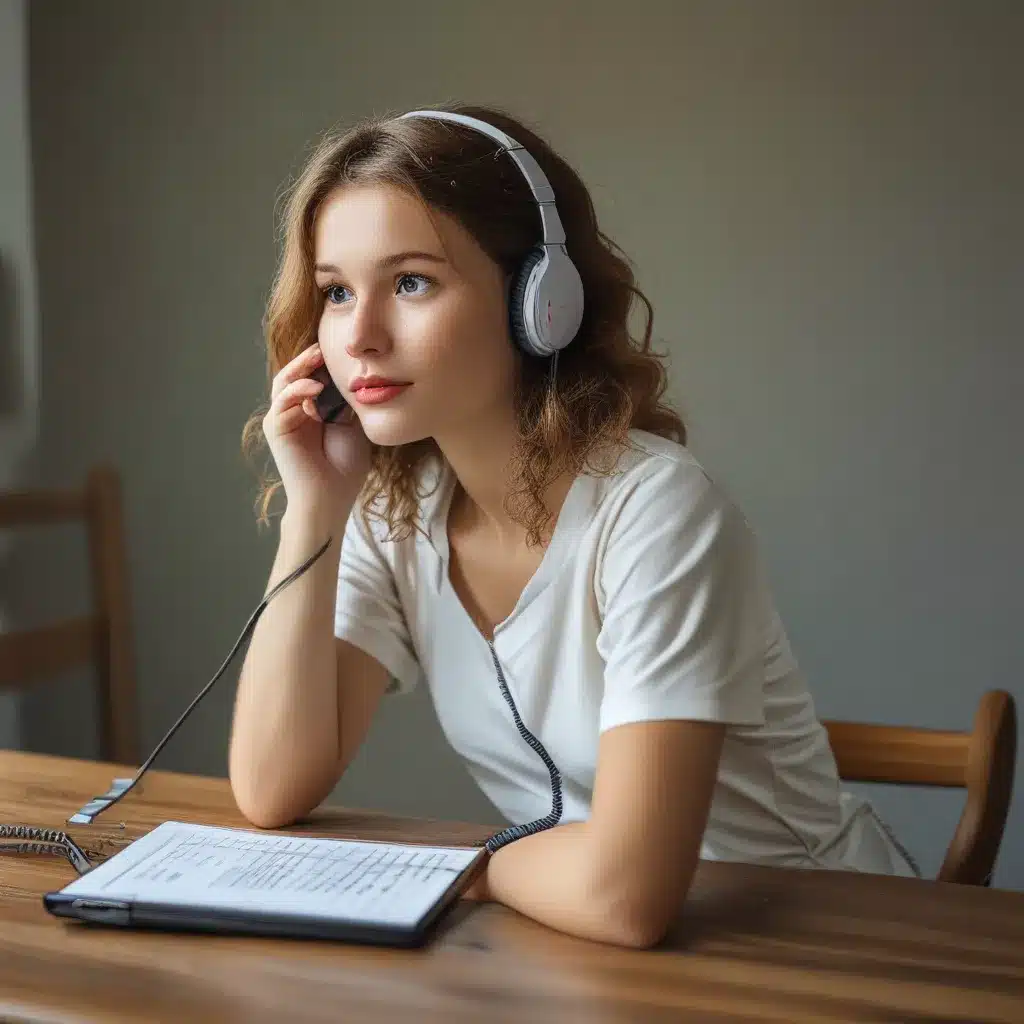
[435,409,523,542]
[435,405,576,547]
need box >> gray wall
[21,1,1023,886]
[0,0,40,749]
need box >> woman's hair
[242,103,685,546]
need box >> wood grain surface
[2,750,1023,1023]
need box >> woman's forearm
[480,822,672,948]
[228,504,348,826]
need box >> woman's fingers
[264,378,323,437]
[301,396,322,422]
[271,377,323,412]
[270,344,324,400]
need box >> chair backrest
[0,465,139,765]
[823,689,1017,886]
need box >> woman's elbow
[229,772,305,830]
[588,860,695,949]
[591,886,679,949]
[602,906,673,949]
[228,758,336,830]
[231,788,295,830]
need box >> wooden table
[2,750,1023,1023]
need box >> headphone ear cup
[508,248,547,354]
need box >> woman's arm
[230,491,420,829]
[474,718,725,948]
[470,464,763,947]
[229,506,350,827]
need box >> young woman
[231,104,917,949]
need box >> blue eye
[321,275,431,306]
[323,284,350,305]
[397,274,431,296]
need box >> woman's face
[312,183,518,448]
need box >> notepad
[43,821,485,946]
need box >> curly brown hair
[242,104,685,546]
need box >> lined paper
[59,821,480,927]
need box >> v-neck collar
[422,458,598,634]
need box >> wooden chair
[823,689,1017,886]
[0,465,140,765]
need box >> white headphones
[399,109,585,359]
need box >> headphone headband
[398,109,566,246]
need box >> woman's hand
[262,343,371,512]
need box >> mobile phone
[311,364,348,423]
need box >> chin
[356,410,431,448]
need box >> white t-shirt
[334,430,917,876]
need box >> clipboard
[43,821,488,947]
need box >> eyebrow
[314,251,448,275]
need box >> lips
[350,375,408,390]
[349,376,411,406]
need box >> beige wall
[21,1,1024,884]
[0,0,39,749]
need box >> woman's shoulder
[598,429,721,501]
[587,429,754,544]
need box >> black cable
[67,536,334,825]
[70,532,565,858]
[482,639,563,854]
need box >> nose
[342,292,392,360]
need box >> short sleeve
[334,505,422,696]
[597,463,767,732]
